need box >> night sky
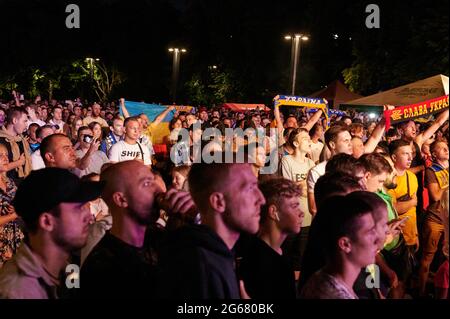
[0,0,448,105]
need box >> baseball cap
[13,168,105,226]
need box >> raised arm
[274,104,284,146]
[364,116,386,154]
[12,90,20,107]
[119,98,130,119]
[302,109,323,132]
[152,105,176,126]
[76,139,101,170]
[416,110,449,147]
[440,121,449,134]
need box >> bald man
[40,133,100,171]
[80,160,195,299]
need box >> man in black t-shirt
[236,178,303,299]
[80,160,195,299]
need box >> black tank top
[411,141,423,167]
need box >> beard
[129,204,160,226]
[52,227,88,252]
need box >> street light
[284,34,309,95]
[168,48,187,103]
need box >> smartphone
[83,135,94,143]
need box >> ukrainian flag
[121,100,192,144]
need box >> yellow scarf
[0,128,32,178]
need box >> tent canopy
[309,80,363,108]
[341,74,449,112]
[222,103,269,112]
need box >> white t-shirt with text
[281,155,316,227]
[108,140,151,166]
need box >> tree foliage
[0,0,448,102]
[185,68,244,106]
[68,59,124,103]
[342,0,449,95]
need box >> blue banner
[305,108,346,117]
[328,109,347,116]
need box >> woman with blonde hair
[67,116,84,144]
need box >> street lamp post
[284,34,309,95]
[168,48,187,103]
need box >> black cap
[13,168,105,226]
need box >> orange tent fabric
[309,80,363,108]
[222,103,269,112]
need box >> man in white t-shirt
[306,125,353,216]
[309,123,324,164]
[281,128,316,272]
[108,117,152,167]
[48,106,68,134]
[31,125,55,170]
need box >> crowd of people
[0,90,448,299]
